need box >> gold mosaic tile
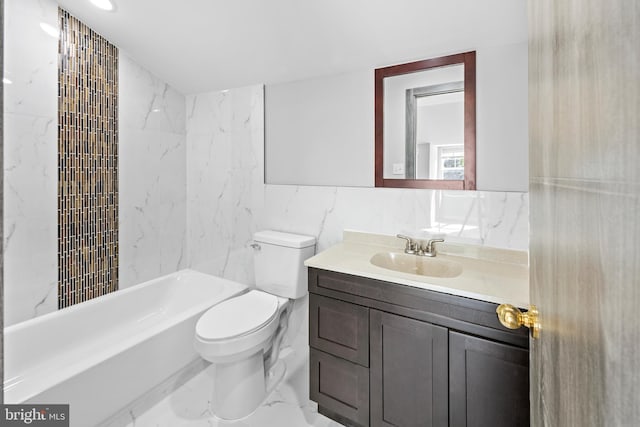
[58,9,118,309]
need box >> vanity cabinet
[308,267,530,427]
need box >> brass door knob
[496,304,540,339]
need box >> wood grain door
[529,1,640,425]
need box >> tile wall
[186,86,263,285]
[3,0,58,324]
[118,52,186,289]
[58,9,119,308]
[3,0,186,324]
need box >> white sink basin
[370,252,463,278]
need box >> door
[370,310,448,427]
[529,1,640,426]
[449,331,529,427]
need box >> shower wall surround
[4,0,186,325]
[4,0,58,325]
[186,86,263,285]
[184,85,529,285]
[58,9,119,308]
[118,53,186,289]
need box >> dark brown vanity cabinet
[308,267,530,427]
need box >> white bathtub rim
[4,269,248,403]
[5,269,227,334]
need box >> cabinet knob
[496,304,540,339]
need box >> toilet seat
[196,290,279,342]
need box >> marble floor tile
[109,350,342,427]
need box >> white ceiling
[56,0,527,95]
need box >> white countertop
[305,231,529,308]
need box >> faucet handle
[396,234,416,254]
[425,238,445,256]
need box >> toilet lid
[196,290,279,341]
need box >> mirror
[375,52,476,190]
[265,70,374,187]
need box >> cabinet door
[370,310,448,427]
[449,331,530,427]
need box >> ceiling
[56,0,527,95]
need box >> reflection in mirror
[375,52,475,190]
[406,81,464,180]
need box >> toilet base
[211,352,265,420]
[210,354,288,421]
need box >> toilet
[194,230,316,420]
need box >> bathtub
[4,269,247,427]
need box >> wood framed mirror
[375,51,476,189]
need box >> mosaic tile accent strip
[58,9,119,309]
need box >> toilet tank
[253,230,316,299]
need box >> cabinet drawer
[309,293,369,366]
[310,349,369,427]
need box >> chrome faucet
[420,239,444,257]
[396,234,417,254]
[396,234,444,257]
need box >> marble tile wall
[259,186,529,254]
[118,53,186,289]
[3,0,58,325]
[186,86,263,286]
[3,0,187,325]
